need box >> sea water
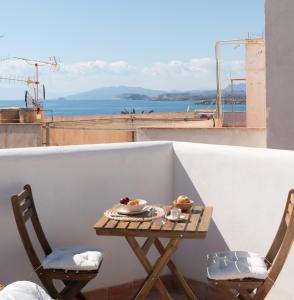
[0,99,245,117]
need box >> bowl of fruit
[119,197,147,213]
[173,195,193,212]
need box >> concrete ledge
[135,127,266,147]
[0,123,42,148]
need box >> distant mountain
[155,90,217,101]
[63,84,246,101]
[223,83,246,93]
[65,86,164,100]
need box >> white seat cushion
[207,251,269,280]
[0,281,52,300]
[42,247,103,271]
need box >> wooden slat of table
[161,206,174,231]
[198,207,213,232]
[128,221,141,230]
[193,205,204,212]
[116,221,129,229]
[162,220,175,231]
[150,220,163,231]
[139,221,152,230]
[94,205,212,238]
[174,213,191,231]
[94,215,109,228]
[104,220,118,229]
[186,212,201,232]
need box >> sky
[0,0,265,99]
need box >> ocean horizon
[0,99,246,117]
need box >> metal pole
[45,123,50,146]
[35,63,39,106]
[215,39,248,125]
[230,79,234,113]
[215,42,222,121]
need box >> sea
[0,99,246,117]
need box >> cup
[170,207,181,219]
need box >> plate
[165,214,186,222]
[117,206,149,215]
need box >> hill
[65,86,164,100]
[63,84,246,101]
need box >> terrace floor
[85,277,225,300]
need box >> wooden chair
[0,282,4,291]
[207,189,294,300]
[11,184,102,300]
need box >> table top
[94,205,213,239]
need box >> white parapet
[0,141,294,299]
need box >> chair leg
[75,292,87,300]
[39,275,60,299]
[239,290,252,300]
[60,280,89,300]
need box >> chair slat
[288,201,293,215]
[23,207,34,222]
[285,212,291,227]
[20,197,32,212]
[198,207,213,232]
[290,193,294,205]
[17,189,30,202]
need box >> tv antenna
[0,56,60,109]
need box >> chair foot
[75,292,87,300]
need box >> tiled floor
[145,286,225,300]
[85,277,226,300]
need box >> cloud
[144,58,215,76]
[144,57,244,77]
[222,59,245,73]
[0,57,245,97]
[61,59,134,76]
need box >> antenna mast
[0,56,60,109]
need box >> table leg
[154,238,197,300]
[141,237,155,254]
[135,238,183,300]
[125,236,172,300]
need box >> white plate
[117,206,148,215]
[165,214,186,222]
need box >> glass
[170,207,181,219]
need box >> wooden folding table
[94,205,213,300]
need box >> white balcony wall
[173,142,294,300]
[1,141,294,299]
[0,142,174,290]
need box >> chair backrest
[260,190,294,297]
[11,184,52,270]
